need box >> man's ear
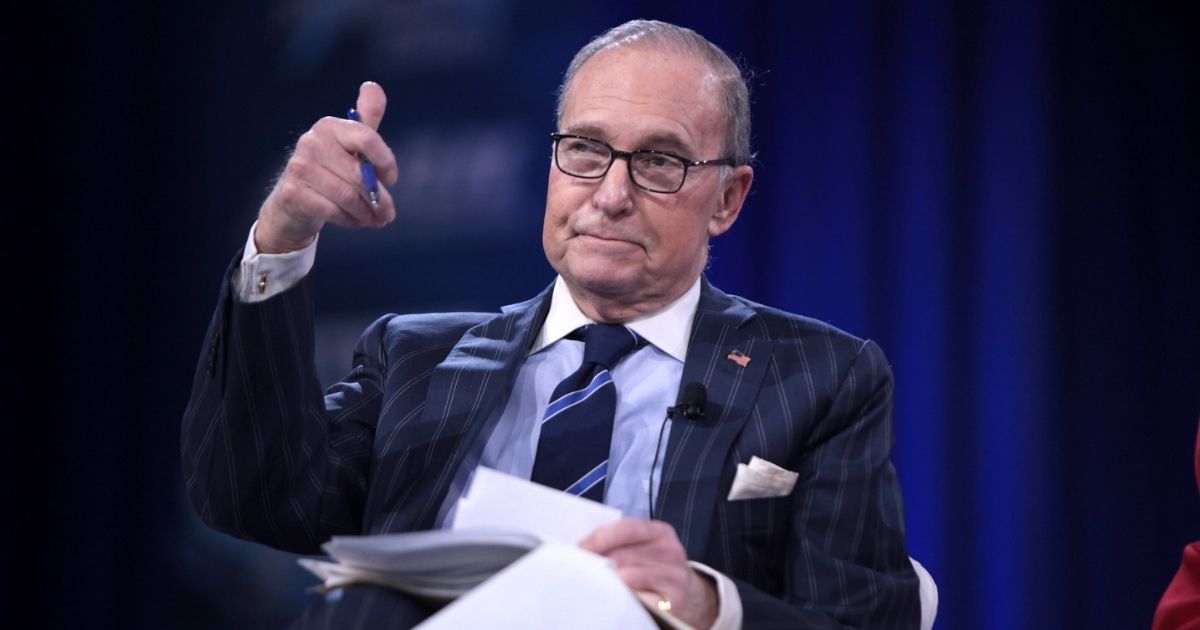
[708,165,754,237]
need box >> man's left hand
[579,518,718,629]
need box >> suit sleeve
[180,257,390,554]
[735,339,920,629]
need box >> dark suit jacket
[182,262,919,628]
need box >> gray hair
[555,19,752,166]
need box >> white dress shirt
[472,275,694,518]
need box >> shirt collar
[529,275,701,363]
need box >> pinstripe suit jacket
[182,264,919,628]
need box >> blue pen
[346,108,380,207]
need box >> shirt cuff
[689,561,742,630]
[234,220,318,303]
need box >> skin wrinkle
[543,44,752,324]
[564,124,697,158]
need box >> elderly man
[182,19,919,628]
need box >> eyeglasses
[550,132,736,194]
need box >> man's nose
[591,157,634,216]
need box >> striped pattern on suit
[181,256,920,628]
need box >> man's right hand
[254,81,400,254]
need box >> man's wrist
[688,561,743,630]
[253,215,316,255]
[688,568,719,629]
[235,220,318,303]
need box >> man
[182,19,920,628]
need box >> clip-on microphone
[649,383,708,518]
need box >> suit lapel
[657,278,771,558]
[399,285,553,530]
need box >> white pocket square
[726,456,799,501]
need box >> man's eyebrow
[635,132,693,156]
[561,125,695,156]
[562,124,609,139]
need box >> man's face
[543,46,752,316]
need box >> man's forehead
[559,46,725,154]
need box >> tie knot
[579,323,642,368]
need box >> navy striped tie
[530,323,643,502]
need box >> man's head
[555,21,753,168]
[543,20,755,322]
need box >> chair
[910,557,939,630]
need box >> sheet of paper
[415,542,657,630]
[451,466,622,544]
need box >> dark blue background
[15,1,1198,628]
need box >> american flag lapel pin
[727,349,751,368]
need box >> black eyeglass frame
[549,132,737,194]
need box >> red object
[726,349,750,368]
[1152,421,1200,630]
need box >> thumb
[354,81,387,130]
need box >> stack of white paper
[299,528,541,600]
[296,467,684,628]
[298,467,620,599]
[414,541,658,630]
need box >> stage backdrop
[22,1,1198,628]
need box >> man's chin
[560,267,643,300]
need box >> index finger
[579,518,675,556]
[354,81,387,130]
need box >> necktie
[530,323,643,502]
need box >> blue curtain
[713,3,1061,626]
[701,3,1197,628]
[702,3,1199,628]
